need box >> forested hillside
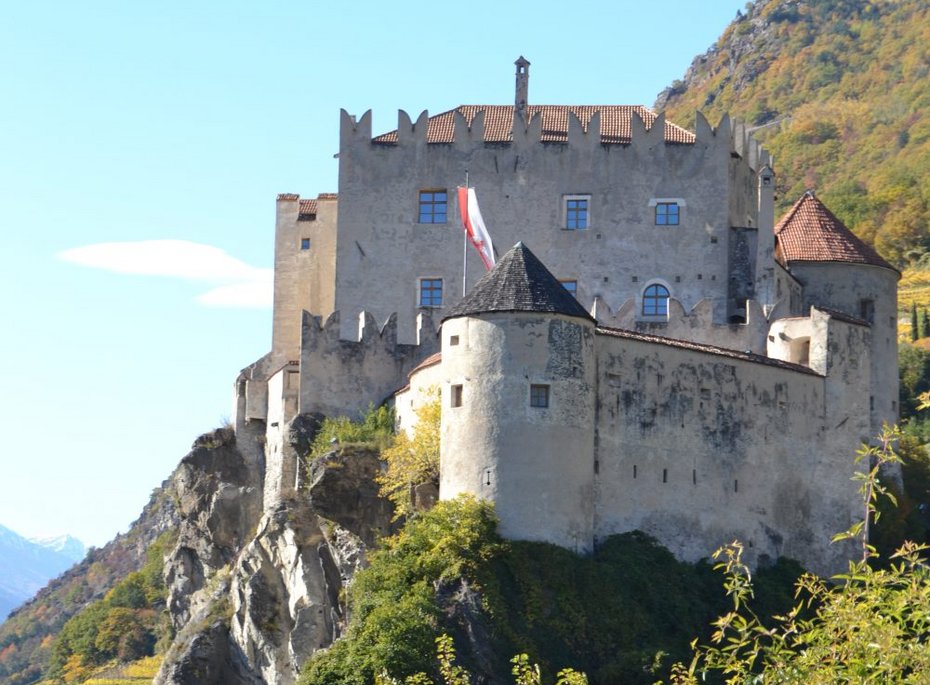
[657,0,930,267]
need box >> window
[655,202,680,225]
[418,190,447,223]
[451,384,463,408]
[449,335,460,346]
[300,238,310,250]
[563,195,590,229]
[530,384,550,408]
[559,280,577,297]
[859,299,875,324]
[419,278,443,307]
[642,283,670,317]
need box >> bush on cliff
[298,497,800,685]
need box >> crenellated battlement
[297,309,439,421]
[338,106,769,171]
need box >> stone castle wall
[331,109,770,343]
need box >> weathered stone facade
[233,60,898,577]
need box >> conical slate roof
[443,242,594,322]
[774,191,896,272]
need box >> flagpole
[463,170,469,297]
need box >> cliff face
[0,417,395,685]
[154,421,395,685]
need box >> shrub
[309,404,395,457]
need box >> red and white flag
[457,186,496,271]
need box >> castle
[233,59,899,576]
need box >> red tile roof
[298,199,317,221]
[372,105,695,145]
[774,192,896,272]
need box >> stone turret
[774,191,900,434]
[439,243,597,553]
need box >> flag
[457,186,496,271]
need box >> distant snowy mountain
[0,524,84,622]
[30,534,86,563]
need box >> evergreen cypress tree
[921,308,930,340]
[911,301,919,341]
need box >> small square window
[560,280,577,297]
[451,384,463,408]
[449,335,460,346]
[564,195,590,230]
[530,384,550,408]
[300,238,311,250]
[418,190,447,224]
[419,278,443,307]
[655,202,680,225]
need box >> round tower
[774,191,900,434]
[439,243,597,554]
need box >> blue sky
[1,1,745,548]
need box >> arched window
[642,284,670,317]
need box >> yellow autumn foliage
[377,395,441,519]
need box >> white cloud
[58,240,273,309]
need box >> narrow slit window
[451,384,463,408]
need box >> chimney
[514,56,530,121]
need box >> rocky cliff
[0,416,396,685]
[153,420,395,685]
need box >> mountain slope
[656,0,930,266]
[0,525,83,623]
[0,484,179,685]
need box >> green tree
[922,308,930,339]
[911,301,918,341]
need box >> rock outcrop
[155,419,394,685]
